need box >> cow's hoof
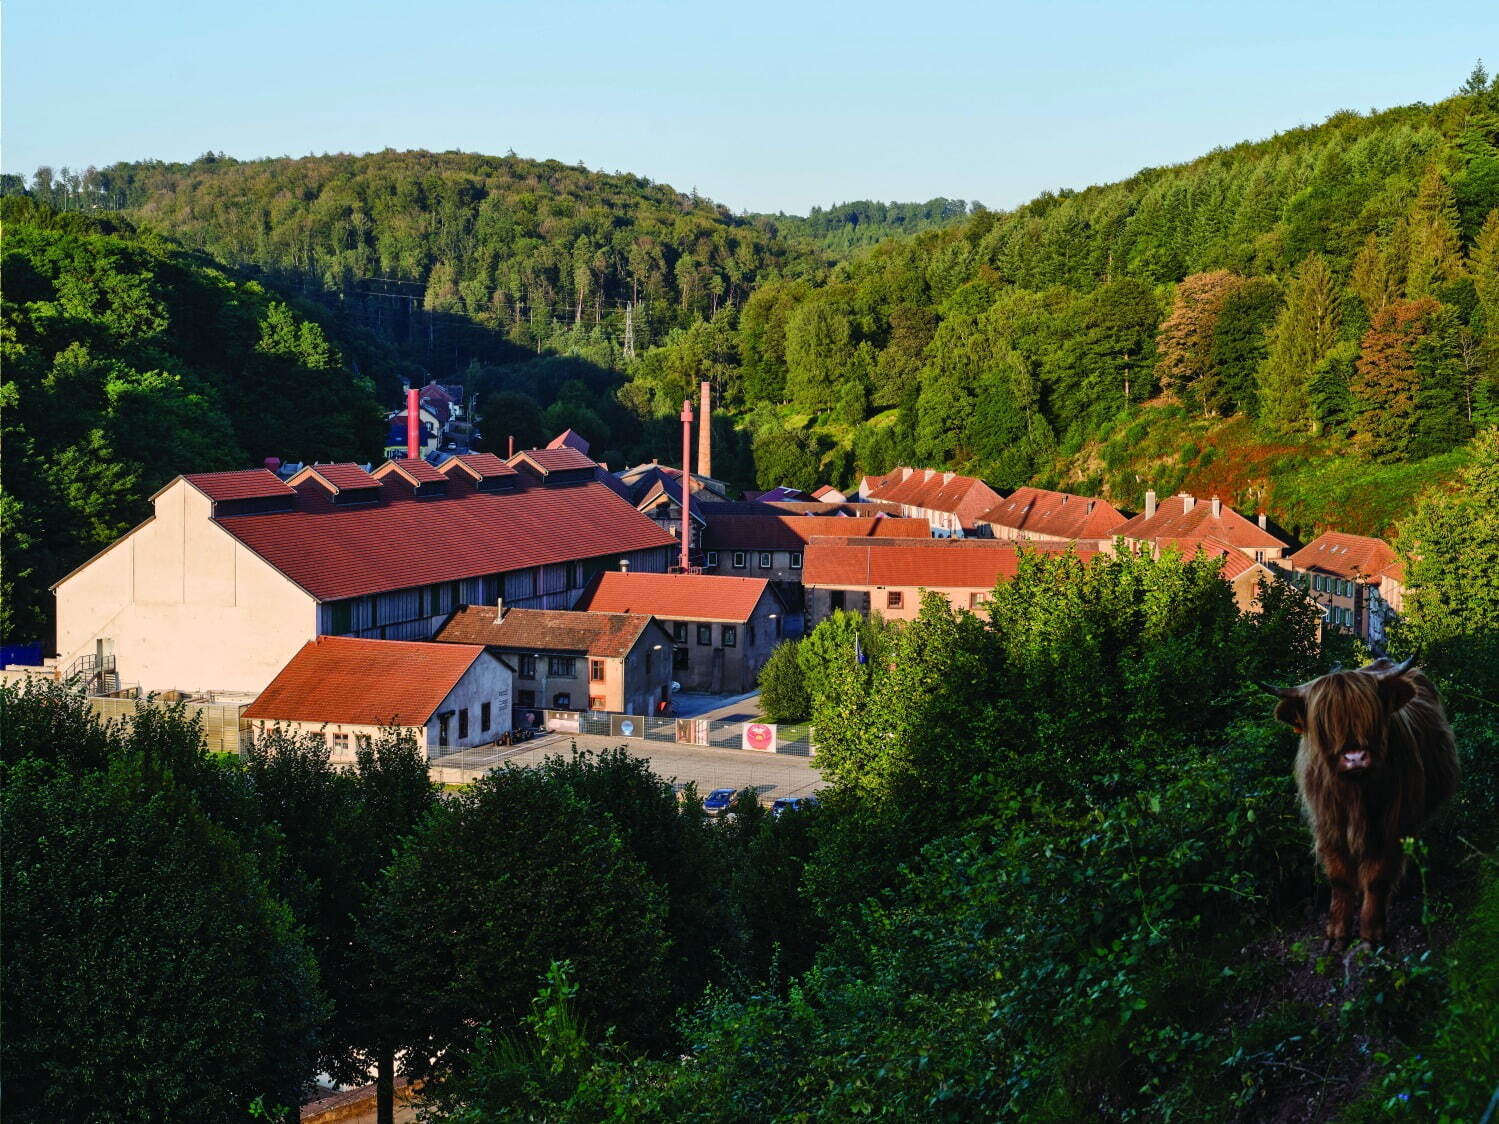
[1322,936,1348,954]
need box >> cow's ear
[1380,673,1416,713]
[1273,694,1305,733]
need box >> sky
[3,0,1496,215]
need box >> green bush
[758,640,810,723]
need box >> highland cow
[1265,657,1458,950]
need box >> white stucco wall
[54,479,319,696]
[425,652,515,751]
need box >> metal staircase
[63,653,119,695]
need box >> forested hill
[19,150,823,328]
[621,79,1499,538]
[0,197,393,639]
[750,198,981,255]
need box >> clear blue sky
[3,0,1495,214]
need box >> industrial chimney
[679,398,694,572]
[698,380,713,479]
[406,387,421,461]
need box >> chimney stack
[1211,495,1222,518]
[620,558,630,573]
[1258,513,1268,530]
[698,380,713,479]
[508,434,515,458]
[1182,493,1196,513]
[406,388,421,461]
[679,399,694,573]
[1144,490,1157,519]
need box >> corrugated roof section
[576,571,771,623]
[243,636,489,727]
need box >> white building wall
[54,479,319,696]
[425,653,515,751]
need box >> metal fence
[86,687,252,756]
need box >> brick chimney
[698,380,712,479]
[1211,495,1222,518]
[1145,490,1157,519]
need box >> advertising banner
[742,722,777,752]
[545,710,581,734]
[676,718,709,746]
[610,714,646,739]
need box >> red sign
[743,722,777,752]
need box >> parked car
[703,788,736,816]
[771,796,819,817]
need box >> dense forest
[6,439,1498,1119]
[0,197,395,639]
[749,197,981,255]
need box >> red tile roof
[978,486,1128,541]
[546,428,592,454]
[213,481,676,602]
[1290,532,1399,584]
[440,452,519,482]
[861,468,1003,530]
[376,457,446,485]
[510,447,597,473]
[702,514,930,551]
[436,605,659,658]
[1153,536,1267,580]
[291,463,381,493]
[804,538,1089,589]
[1116,493,1287,552]
[182,469,294,502]
[243,636,490,727]
[811,485,844,501]
[575,571,772,623]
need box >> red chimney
[405,387,420,461]
[680,398,694,572]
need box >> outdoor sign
[676,718,709,746]
[514,707,545,731]
[742,722,777,752]
[545,709,581,734]
[610,714,646,739]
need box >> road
[429,726,822,800]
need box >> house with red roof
[803,537,1092,623]
[574,571,785,693]
[52,462,676,696]
[1286,531,1402,644]
[858,467,1004,535]
[700,513,931,584]
[977,486,1128,548]
[437,605,673,717]
[1150,536,1280,613]
[1115,491,1291,565]
[243,636,513,760]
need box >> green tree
[758,639,810,722]
[1257,253,1341,432]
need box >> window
[552,692,571,709]
[887,590,904,609]
[548,656,576,677]
[355,733,372,752]
[458,709,469,739]
[831,590,845,610]
[672,621,688,643]
[518,654,537,679]
[481,702,492,732]
[723,625,737,648]
[332,732,350,754]
[329,600,352,634]
[791,552,803,569]
[969,592,984,608]
[706,551,719,567]
[673,646,690,670]
[732,551,746,569]
[589,695,606,710]
[518,689,536,707]
[590,659,605,681]
[697,624,713,646]
[759,552,772,569]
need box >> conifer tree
[1154,270,1242,413]
[1257,254,1341,432]
[1350,234,1399,317]
[1352,298,1441,461]
[1406,168,1466,298]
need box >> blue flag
[855,633,867,665]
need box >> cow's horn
[1257,681,1298,698]
[1393,656,1415,675]
[1330,662,1343,673]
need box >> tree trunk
[377,1047,395,1124]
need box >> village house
[1153,536,1281,613]
[52,461,676,697]
[977,486,1128,548]
[857,467,1004,536]
[613,461,731,557]
[1115,490,1291,565]
[1284,531,1402,645]
[802,537,1091,624]
[574,571,785,694]
[243,635,513,761]
[699,513,932,583]
[435,604,674,716]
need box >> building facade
[1285,531,1401,644]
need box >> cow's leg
[1358,850,1404,947]
[1321,849,1356,952]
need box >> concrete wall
[704,547,805,584]
[54,480,319,696]
[664,593,780,694]
[248,718,418,761]
[427,653,514,751]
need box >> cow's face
[1269,662,1417,779]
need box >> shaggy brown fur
[1269,658,1458,949]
